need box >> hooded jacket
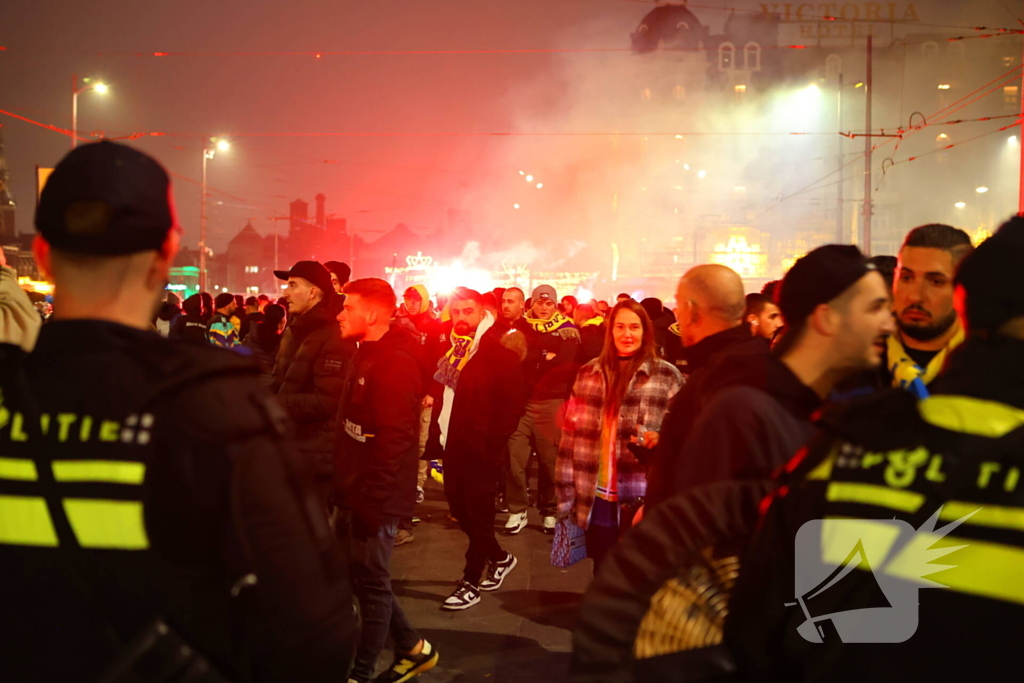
[725,335,1024,683]
[393,284,449,389]
[333,327,425,530]
[646,325,769,509]
[271,298,354,478]
[0,264,40,352]
[424,320,527,466]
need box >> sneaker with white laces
[479,552,517,592]
[372,638,440,682]
[504,511,528,535]
[543,515,556,534]
[441,580,481,611]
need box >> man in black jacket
[0,141,356,683]
[506,284,581,535]
[272,260,352,502]
[335,278,438,683]
[646,264,763,510]
[667,246,895,499]
[726,218,1024,683]
[426,288,527,611]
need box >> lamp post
[199,137,230,293]
[71,75,108,149]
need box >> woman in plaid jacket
[556,299,684,572]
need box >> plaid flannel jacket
[556,358,683,529]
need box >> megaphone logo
[788,508,976,643]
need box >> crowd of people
[3,139,1023,683]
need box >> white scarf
[439,311,495,448]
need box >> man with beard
[744,292,784,344]
[427,288,526,610]
[886,224,973,397]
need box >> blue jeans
[349,514,421,682]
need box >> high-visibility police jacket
[725,335,1024,682]
[0,320,356,682]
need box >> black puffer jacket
[271,297,354,479]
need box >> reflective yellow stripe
[63,499,149,549]
[52,460,145,485]
[0,457,38,481]
[806,451,836,481]
[826,481,924,513]
[919,395,1024,438]
[0,495,58,546]
[940,502,1024,533]
[889,533,1024,606]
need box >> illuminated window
[825,54,842,81]
[1005,85,1019,104]
[719,42,735,71]
[938,84,951,90]
[734,84,747,93]
[744,42,761,71]
[244,265,259,274]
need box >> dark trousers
[444,454,506,585]
[586,498,620,575]
[507,399,563,516]
[348,514,421,682]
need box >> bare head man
[894,224,973,350]
[32,141,181,329]
[502,287,525,322]
[674,264,746,347]
[338,278,397,343]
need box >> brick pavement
[385,480,594,682]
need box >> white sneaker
[505,511,528,535]
[480,552,517,592]
[543,516,556,534]
[441,580,481,611]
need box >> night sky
[3,0,1020,258]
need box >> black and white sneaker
[441,580,481,611]
[479,552,517,592]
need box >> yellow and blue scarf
[581,316,605,328]
[888,324,965,398]
[524,311,579,340]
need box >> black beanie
[778,244,874,325]
[955,216,1024,333]
[214,292,236,310]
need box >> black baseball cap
[956,216,1024,333]
[778,244,875,325]
[273,260,333,294]
[35,140,176,255]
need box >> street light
[200,137,230,293]
[71,75,109,149]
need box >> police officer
[725,216,1024,682]
[0,141,356,682]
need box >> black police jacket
[333,327,424,530]
[0,321,356,682]
[725,335,1024,682]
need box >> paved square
[388,481,594,682]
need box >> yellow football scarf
[582,316,604,328]
[524,311,573,335]
[888,324,965,398]
[669,322,681,337]
[436,331,475,389]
